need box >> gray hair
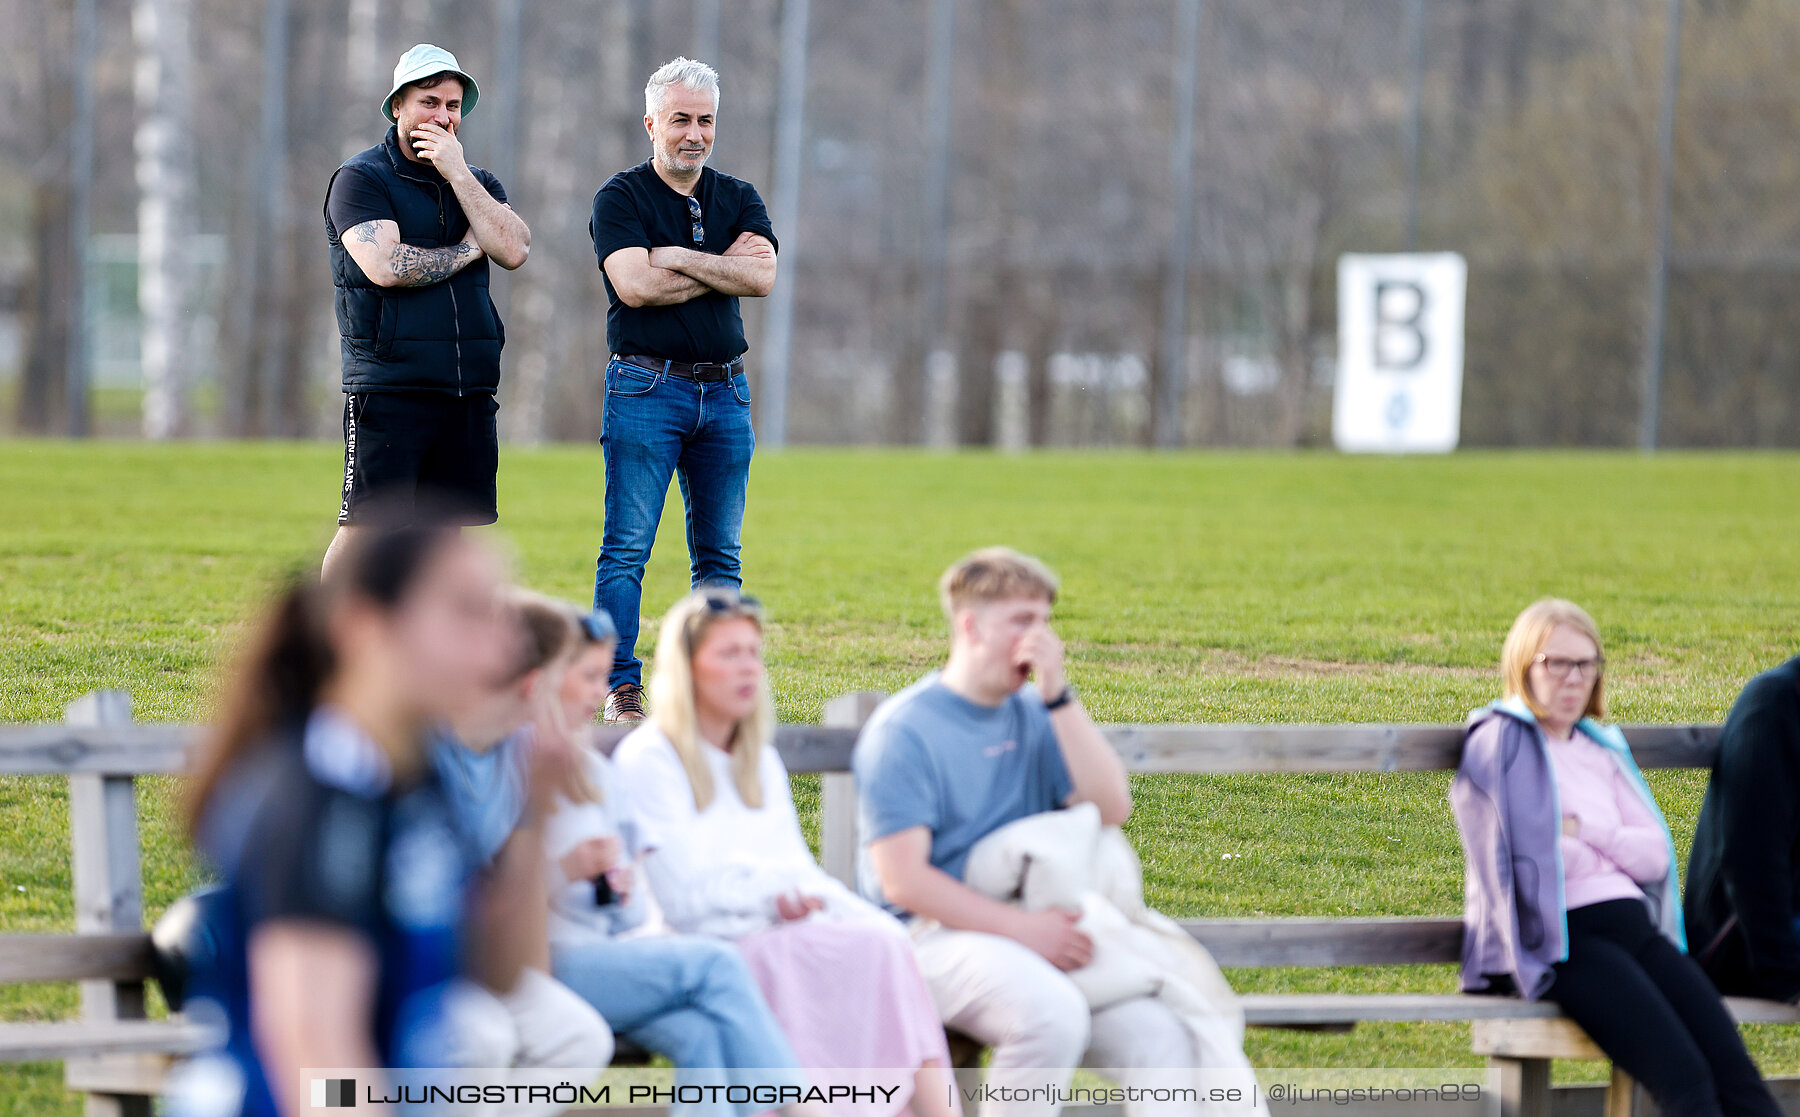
[645,57,720,117]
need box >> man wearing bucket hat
[321,44,532,576]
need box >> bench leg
[83,1092,151,1117]
[66,693,151,1117]
[1490,1056,1551,1117]
[1604,1065,1649,1117]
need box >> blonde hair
[1500,597,1608,721]
[939,547,1060,621]
[648,589,776,812]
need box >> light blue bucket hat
[383,44,479,123]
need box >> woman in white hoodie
[614,589,956,1117]
[540,604,821,1117]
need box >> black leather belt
[617,354,743,383]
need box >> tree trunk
[252,0,294,436]
[20,180,75,434]
[955,0,1025,445]
[18,0,86,435]
[65,0,98,436]
[344,0,384,120]
[133,0,199,438]
[909,0,957,444]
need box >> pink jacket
[1549,730,1670,910]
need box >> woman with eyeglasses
[613,589,958,1117]
[1452,599,1778,1117]
[542,602,824,1117]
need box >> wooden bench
[0,693,214,1116]
[4,689,1796,1117]
[807,695,1800,1117]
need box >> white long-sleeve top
[542,748,651,945]
[612,723,889,939]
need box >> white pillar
[992,349,1029,452]
[924,349,958,449]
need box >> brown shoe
[604,683,647,724]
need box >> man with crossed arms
[588,57,777,723]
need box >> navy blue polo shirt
[589,161,777,363]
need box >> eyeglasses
[1532,653,1604,680]
[687,196,704,247]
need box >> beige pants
[912,924,1220,1117]
[443,966,614,1115]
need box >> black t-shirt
[193,712,482,1110]
[589,161,777,363]
[325,153,508,242]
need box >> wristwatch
[1044,685,1077,711]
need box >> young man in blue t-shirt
[854,548,1200,1117]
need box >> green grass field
[3,441,1799,1112]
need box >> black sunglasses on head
[698,589,760,613]
[682,589,763,651]
[687,196,704,247]
[578,612,616,644]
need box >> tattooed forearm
[341,220,478,287]
[388,241,476,287]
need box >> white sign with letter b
[1333,252,1467,453]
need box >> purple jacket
[1450,698,1684,1001]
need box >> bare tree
[251,0,294,437]
[133,0,198,438]
[17,0,71,433]
[16,0,93,434]
[7,0,1800,447]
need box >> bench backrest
[0,714,1724,778]
[0,691,1723,978]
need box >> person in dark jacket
[1686,655,1800,1001]
[1451,598,1778,1117]
[321,44,531,576]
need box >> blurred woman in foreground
[178,526,536,1116]
[1452,598,1778,1117]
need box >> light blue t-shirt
[432,729,529,865]
[852,671,1073,913]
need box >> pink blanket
[736,920,953,1117]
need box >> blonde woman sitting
[614,589,958,1117]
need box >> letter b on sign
[1374,281,1428,371]
[1333,253,1466,453]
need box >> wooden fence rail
[0,693,1741,1117]
[0,720,1724,778]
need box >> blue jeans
[550,936,804,1117]
[593,358,755,689]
